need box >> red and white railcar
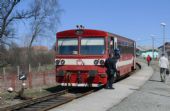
[55,27,136,87]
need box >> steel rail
[0,89,69,111]
[0,87,100,111]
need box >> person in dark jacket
[114,48,120,60]
[104,52,117,89]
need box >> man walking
[159,54,169,82]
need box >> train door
[108,36,120,60]
[114,37,117,49]
[108,36,120,80]
[108,36,118,54]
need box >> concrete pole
[163,25,165,54]
[151,35,155,59]
[153,38,155,59]
[152,37,154,59]
[161,22,166,54]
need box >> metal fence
[0,69,56,92]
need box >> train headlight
[61,60,65,65]
[94,60,99,65]
[56,60,60,65]
[100,60,105,65]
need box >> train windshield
[80,38,105,55]
[58,38,78,55]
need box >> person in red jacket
[146,55,152,66]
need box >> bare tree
[0,0,61,68]
[8,42,21,66]
[0,0,34,45]
[28,0,61,49]
[0,0,36,67]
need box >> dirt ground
[0,85,57,108]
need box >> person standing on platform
[146,55,152,66]
[104,53,117,89]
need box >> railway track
[0,87,101,111]
[0,63,141,111]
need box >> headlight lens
[94,60,99,65]
[61,60,65,65]
[100,60,105,65]
[56,60,60,65]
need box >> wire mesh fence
[0,64,56,92]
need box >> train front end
[55,28,108,87]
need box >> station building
[136,45,158,59]
[158,42,170,59]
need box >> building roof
[158,42,170,49]
[136,45,146,51]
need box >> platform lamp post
[160,22,166,54]
[151,35,155,59]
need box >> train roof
[57,29,108,37]
[57,29,135,42]
[108,32,135,43]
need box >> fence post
[43,72,46,85]
[28,72,32,88]
[29,64,31,72]
[38,63,41,72]
[17,66,20,77]
[16,66,20,90]
[3,67,6,90]
[28,64,32,88]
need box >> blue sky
[57,0,170,47]
[16,0,170,48]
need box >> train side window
[108,37,114,53]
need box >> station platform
[108,61,170,111]
[50,62,153,111]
